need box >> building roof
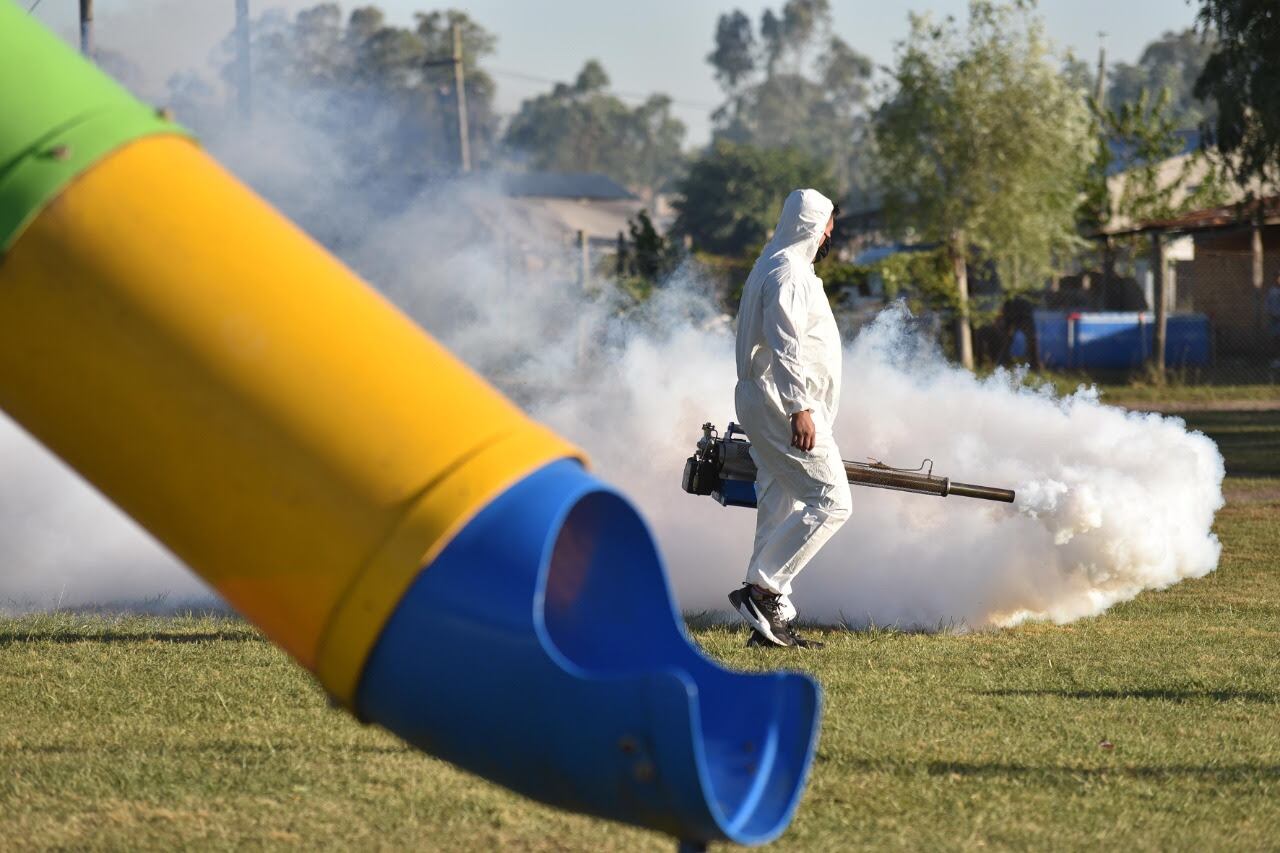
[1108,194,1280,237]
[1151,194,1280,231]
[453,174,649,245]
[503,196,645,244]
[500,172,637,201]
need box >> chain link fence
[1172,225,1280,384]
[834,226,1280,387]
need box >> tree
[627,210,680,281]
[1082,88,1227,235]
[615,210,682,299]
[873,1,1091,369]
[1107,28,1217,129]
[672,141,834,256]
[1195,0,1280,190]
[707,1,874,201]
[187,4,500,185]
[708,10,756,90]
[1079,87,1228,314]
[502,61,686,198]
[1060,53,1097,96]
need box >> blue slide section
[357,460,821,845]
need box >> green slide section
[0,0,189,252]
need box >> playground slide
[0,3,819,845]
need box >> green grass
[1001,368,1279,408]
[1181,410,1280,479]
[3,411,1279,851]
[1101,382,1279,407]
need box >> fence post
[577,230,591,369]
[1252,214,1265,349]
[1151,231,1167,378]
[951,232,974,370]
[578,229,590,292]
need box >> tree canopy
[672,141,834,257]
[875,1,1091,288]
[1107,28,1218,130]
[873,0,1091,365]
[502,61,686,198]
[172,4,499,187]
[1195,0,1280,189]
[706,0,874,201]
[1080,88,1227,236]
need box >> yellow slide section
[0,135,580,703]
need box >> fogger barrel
[843,459,1016,502]
[683,423,1016,508]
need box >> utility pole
[79,0,94,58]
[424,23,472,174]
[1096,31,1117,301]
[1094,31,1107,106]
[452,22,471,173]
[235,0,252,121]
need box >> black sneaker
[747,625,824,649]
[786,628,825,649]
[728,585,795,647]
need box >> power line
[488,67,719,113]
[13,3,716,116]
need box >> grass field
[1001,368,1279,409]
[2,411,1278,851]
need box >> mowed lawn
[2,410,1278,851]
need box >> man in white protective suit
[728,188,851,649]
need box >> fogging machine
[682,422,1016,508]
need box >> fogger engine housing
[681,422,1016,509]
[681,422,760,507]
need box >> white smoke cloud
[801,311,1224,627]
[0,7,1225,624]
[34,0,317,100]
[0,415,213,612]
[339,190,1225,630]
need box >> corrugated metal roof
[1112,194,1280,236]
[500,172,638,201]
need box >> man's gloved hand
[790,410,816,452]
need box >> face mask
[813,234,831,263]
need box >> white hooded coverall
[734,188,852,598]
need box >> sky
[32,0,1201,144]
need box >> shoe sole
[728,589,794,647]
[746,630,798,649]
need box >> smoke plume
[0,8,1224,624]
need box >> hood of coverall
[765,188,835,265]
